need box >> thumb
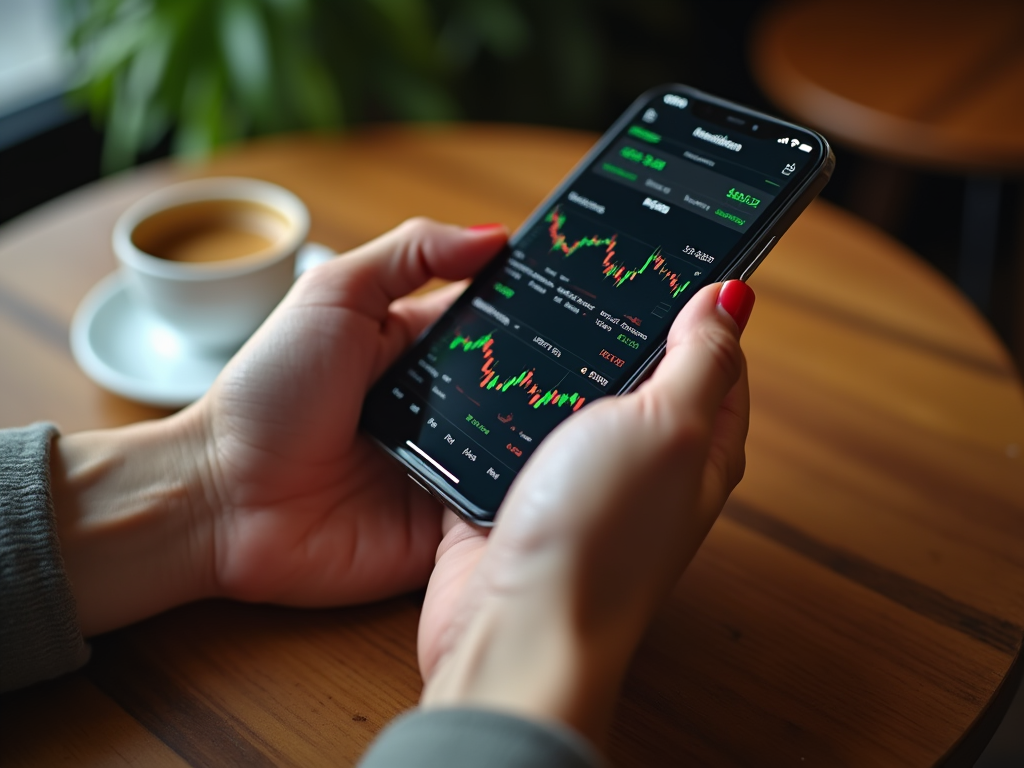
[300,218,507,322]
[491,281,753,564]
[633,280,753,525]
[637,280,753,432]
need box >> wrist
[50,409,220,636]
[421,578,630,745]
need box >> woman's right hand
[416,280,754,745]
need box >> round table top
[751,0,1024,171]
[1,126,1023,767]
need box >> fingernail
[466,223,505,232]
[717,280,756,333]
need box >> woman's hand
[52,219,507,635]
[193,219,507,606]
[416,281,753,745]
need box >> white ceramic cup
[113,177,310,352]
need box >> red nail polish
[467,223,504,232]
[717,280,756,333]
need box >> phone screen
[362,86,829,522]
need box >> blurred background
[0,0,1021,763]
[1,0,1021,373]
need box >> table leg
[959,175,1002,314]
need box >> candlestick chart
[448,331,586,411]
[544,206,692,299]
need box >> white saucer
[70,272,234,408]
[70,242,335,408]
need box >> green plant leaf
[218,0,274,124]
[289,54,343,129]
[174,64,227,160]
[102,73,146,171]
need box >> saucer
[71,272,233,407]
[70,242,336,408]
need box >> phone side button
[740,236,776,282]
[407,473,435,497]
[621,342,667,394]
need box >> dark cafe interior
[1,1,1022,766]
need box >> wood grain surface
[751,0,1024,171]
[0,126,1022,767]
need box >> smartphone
[361,84,834,525]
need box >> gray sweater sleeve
[0,423,89,692]
[358,707,607,768]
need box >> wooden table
[750,0,1024,316]
[1,126,1023,767]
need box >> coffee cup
[112,177,310,352]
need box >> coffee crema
[130,199,292,264]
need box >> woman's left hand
[54,219,507,635]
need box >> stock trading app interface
[363,91,822,515]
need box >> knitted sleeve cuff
[0,423,89,692]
